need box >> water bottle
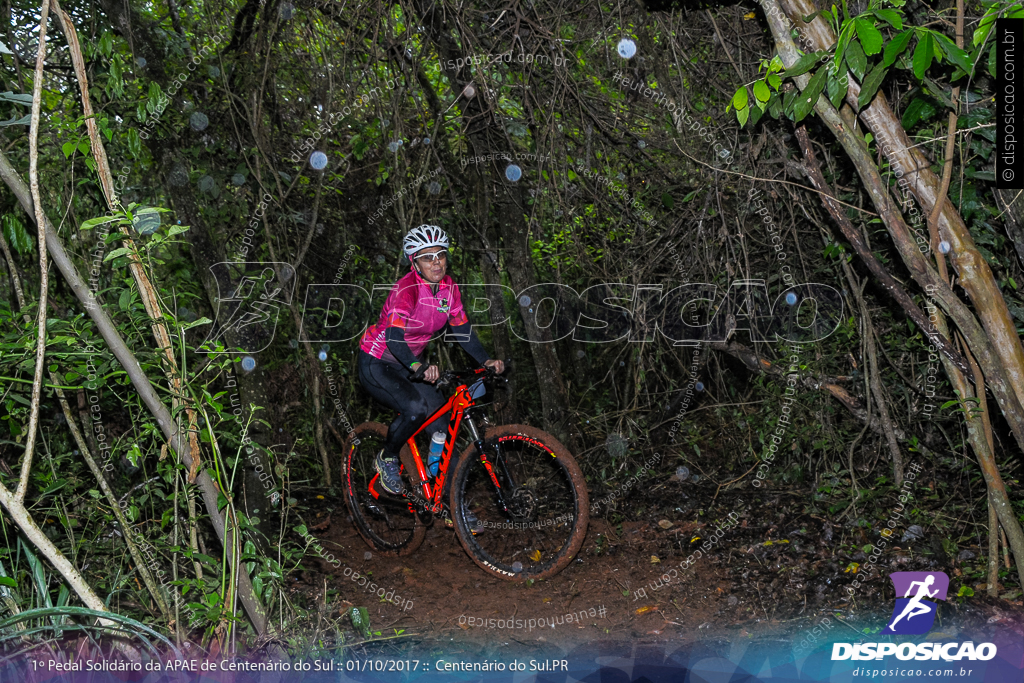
[427,431,446,478]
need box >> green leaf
[958,585,974,598]
[182,316,212,331]
[62,141,76,158]
[103,247,134,263]
[98,32,113,57]
[884,30,914,68]
[0,42,11,55]
[872,9,902,30]
[753,80,771,104]
[989,43,997,78]
[845,40,867,81]
[0,114,31,127]
[732,86,748,110]
[858,62,889,108]
[127,128,141,158]
[855,18,883,55]
[661,192,674,210]
[737,105,749,127]
[933,33,973,75]
[782,51,823,79]
[147,82,162,109]
[750,102,766,125]
[77,141,90,156]
[0,577,16,588]
[0,91,33,106]
[80,215,121,231]
[119,289,132,311]
[767,74,782,91]
[833,22,856,75]
[973,8,996,47]
[4,215,32,258]
[793,68,828,122]
[126,443,142,468]
[913,33,934,80]
[827,70,848,108]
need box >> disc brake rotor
[507,486,537,520]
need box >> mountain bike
[342,362,589,581]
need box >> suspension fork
[465,416,514,513]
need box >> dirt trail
[287,485,1024,658]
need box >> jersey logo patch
[437,298,450,313]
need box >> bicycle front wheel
[342,422,426,556]
[450,424,589,581]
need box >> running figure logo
[882,571,949,635]
[197,262,296,354]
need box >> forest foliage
[0,0,1021,658]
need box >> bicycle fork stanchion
[466,416,512,514]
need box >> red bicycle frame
[368,367,504,515]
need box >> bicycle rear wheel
[450,424,589,581]
[342,422,426,556]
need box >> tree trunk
[498,194,577,451]
[472,170,519,424]
[758,0,1024,457]
[772,0,1024,437]
[412,0,576,451]
[760,0,1024,582]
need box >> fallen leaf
[743,11,757,19]
[316,495,325,499]
[458,622,470,630]
[529,549,542,562]
[844,562,860,574]
[650,555,661,564]
[542,598,551,603]
[658,520,673,529]
[635,605,657,615]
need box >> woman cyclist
[357,225,504,524]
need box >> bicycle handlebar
[422,358,512,390]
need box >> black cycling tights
[357,351,448,459]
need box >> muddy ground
[273,472,1024,664]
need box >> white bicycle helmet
[403,224,449,257]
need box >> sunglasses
[416,250,448,263]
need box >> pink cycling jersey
[359,267,470,365]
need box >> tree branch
[19,0,51,503]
